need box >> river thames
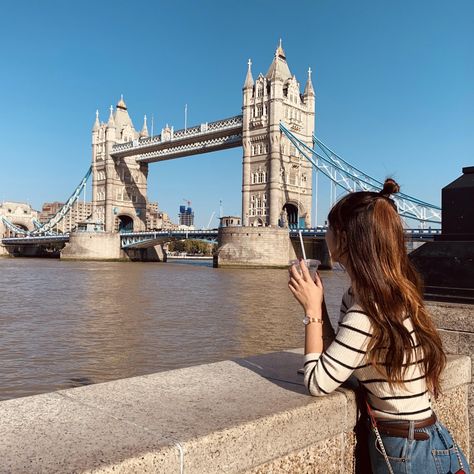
[0,258,349,401]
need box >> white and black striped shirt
[304,289,432,420]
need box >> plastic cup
[289,258,321,280]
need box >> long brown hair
[328,179,446,397]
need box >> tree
[168,239,215,255]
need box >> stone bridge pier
[60,231,167,262]
[215,226,332,268]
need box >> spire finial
[304,67,315,97]
[107,105,116,127]
[140,114,149,138]
[243,58,254,89]
[120,93,123,101]
[276,38,286,59]
[93,109,100,131]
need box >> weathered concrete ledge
[0,350,469,473]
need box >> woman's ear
[338,231,348,254]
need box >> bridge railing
[120,230,219,249]
[1,234,70,245]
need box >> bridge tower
[91,96,149,232]
[242,42,315,227]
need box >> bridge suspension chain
[2,166,92,236]
[279,123,441,225]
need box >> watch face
[303,316,310,325]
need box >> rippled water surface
[0,258,349,400]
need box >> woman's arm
[288,261,325,355]
[288,262,335,353]
[304,311,372,396]
[322,298,336,351]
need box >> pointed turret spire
[266,39,291,81]
[92,109,100,131]
[107,105,115,128]
[303,67,315,96]
[243,58,254,89]
[140,115,149,138]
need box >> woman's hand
[288,260,324,315]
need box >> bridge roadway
[1,228,442,250]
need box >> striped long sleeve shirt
[304,289,432,420]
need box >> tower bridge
[87,42,316,234]
[0,42,442,265]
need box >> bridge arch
[2,222,32,238]
[11,223,30,231]
[282,201,308,229]
[116,214,134,233]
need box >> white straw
[298,229,307,261]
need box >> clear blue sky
[0,0,472,227]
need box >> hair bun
[380,178,400,197]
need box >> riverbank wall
[0,350,469,473]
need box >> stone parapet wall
[0,349,469,473]
[428,300,474,468]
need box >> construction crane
[183,198,192,207]
[206,211,216,229]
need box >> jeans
[368,420,470,474]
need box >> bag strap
[359,382,395,474]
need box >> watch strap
[303,316,323,325]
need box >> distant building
[146,201,178,231]
[178,205,194,228]
[39,201,93,233]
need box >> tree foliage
[167,239,216,255]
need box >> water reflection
[0,258,349,400]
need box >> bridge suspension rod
[313,135,438,208]
[280,123,441,224]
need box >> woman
[288,179,469,474]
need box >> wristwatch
[303,316,323,325]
